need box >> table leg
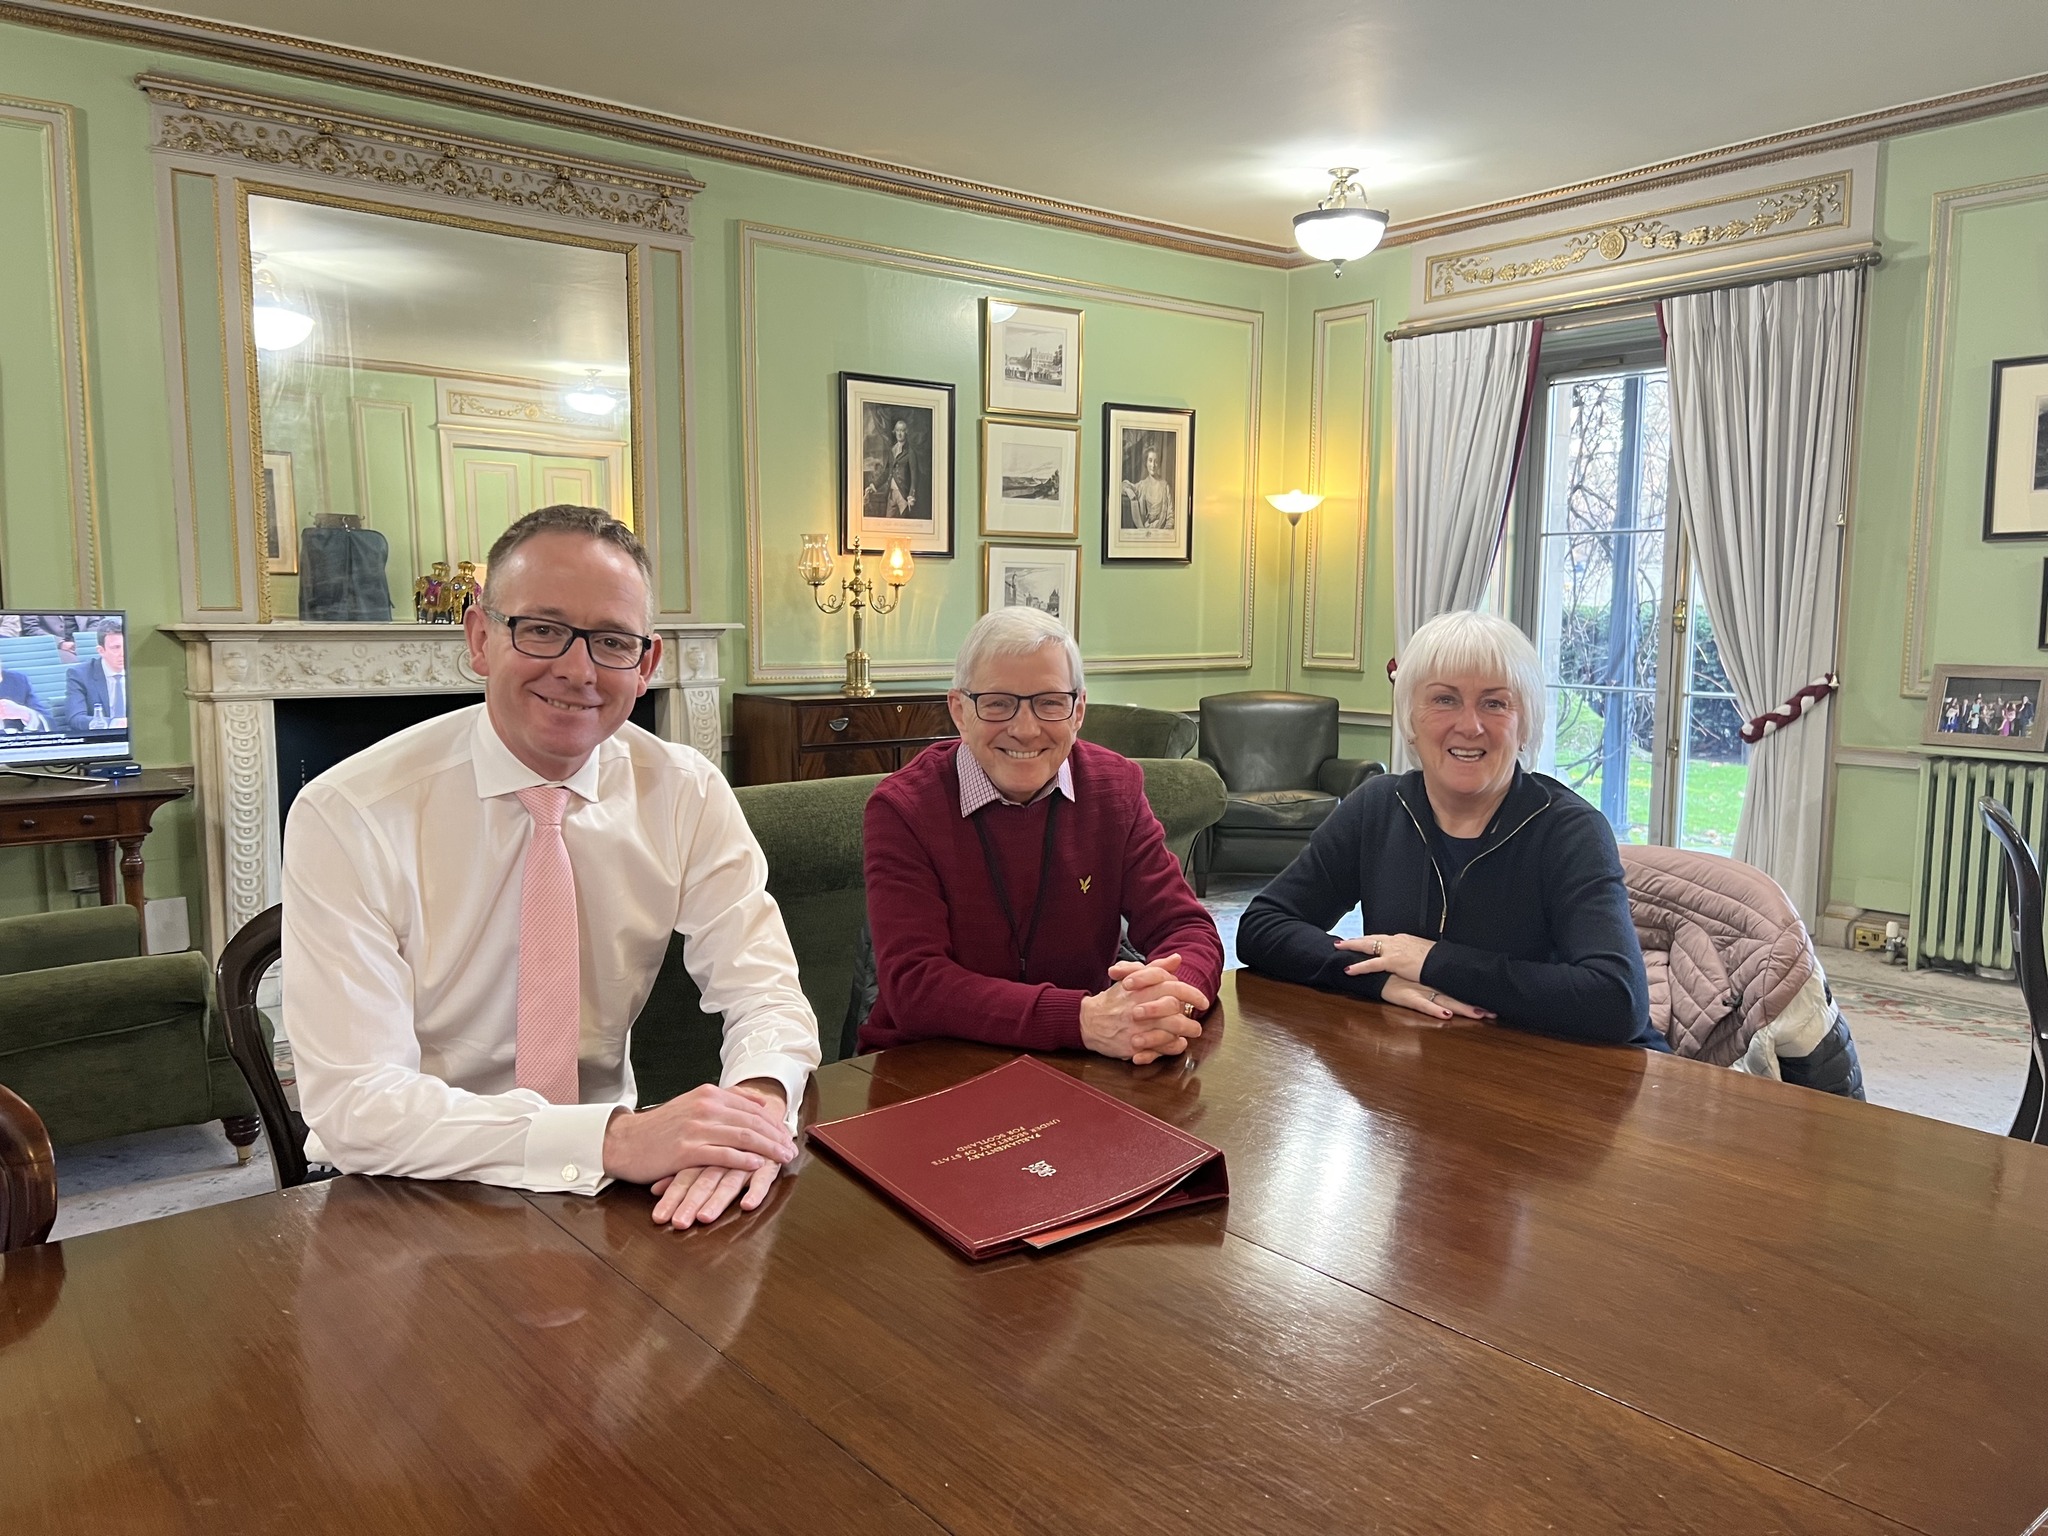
[96,840,118,905]
[119,836,147,915]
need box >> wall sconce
[1265,490,1325,692]
[799,533,914,696]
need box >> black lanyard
[971,792,1062,982]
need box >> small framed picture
[984,299,1082,419]
[841,372,955,557]
[2040,559,2048,650]
[983,543,1081,637]
[261,451,298,575]
[1923,663,2048,751]
[1101,403,1194,563]
[981,419,1080,539]
[1984,354,2048,540]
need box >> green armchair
[1079,703,1198,759]
[0,905,259,1156]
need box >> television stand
[0,770,190,921]
[0,765,111,784]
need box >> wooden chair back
[214,904,319,1188]
[1980,797,2048,1144]
[0,1081,57,1251]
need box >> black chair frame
[215,904,329,1189]
[1980,797,2048,1145]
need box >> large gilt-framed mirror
[244,188,640,621]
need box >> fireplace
[167,620,737,956]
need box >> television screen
[0,611,132,769]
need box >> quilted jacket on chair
[1618,844,1864,1098]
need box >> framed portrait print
[841,372,956,557]
[981,419,1080,538]
[983,543,1081,637]
[1101,403,1194,563]
[261,450,298,575]
[1984,354,2048,540]
[1922,663,2048,751]
[984,300,1082,418]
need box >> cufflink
[561,1163,580,1182]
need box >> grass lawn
[1552,699,1745,852]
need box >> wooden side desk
[0,769,189,918]
[731,690,956,785]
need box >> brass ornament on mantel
[1425,173,1850,301]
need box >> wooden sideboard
[731,692,956,785]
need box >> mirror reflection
[248,195,634,621]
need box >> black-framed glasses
[487,609,651,670]
[963,690,1080,723]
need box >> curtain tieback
[1740,674,1839,744]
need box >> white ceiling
[249,194,629,383]
[169,0,2048,245]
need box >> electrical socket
[1851,923,1889,951]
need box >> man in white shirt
[282,505,818,1228]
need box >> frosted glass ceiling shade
[251,302,315,352]
[1292,205,1389,263]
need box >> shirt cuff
[724,1055,811,1133]
[521,1100,628,1194]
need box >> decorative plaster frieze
[141,74,699,235]
[1424,172,1850,304]
[211,635,479,696]
[217,698,275,938]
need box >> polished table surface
[5,971,2045,1534]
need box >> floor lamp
[1266,491,1324,693]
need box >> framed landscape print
[1922,663,2048,751]
[983,543,1081,637]
[1984,354,2048,540]
[984,300,1082,418]
[981,419,1080,538]
[1101,403,1194,563]
[261,450,298,575]
[841,372,955,557]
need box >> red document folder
[807,1056,1229,1260]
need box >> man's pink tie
[514,785,581,1104]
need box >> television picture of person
[0,609,133,776]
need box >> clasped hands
[1081,951,1208,1065]
[602,1078,796,1230]
[1334,932,1495,1023]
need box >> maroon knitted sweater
[859,739,1223,1053]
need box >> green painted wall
[1,12,2041,932]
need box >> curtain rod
[1384,245,1882,342]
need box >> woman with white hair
[1237,610,1658,1047]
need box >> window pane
[1675,575,1749,856]
[1548,686,1654,843]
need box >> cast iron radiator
[1911,755,2048,972]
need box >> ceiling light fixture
[564,370,619,417]
[1292,168,1389,277]
[249,257,315,352]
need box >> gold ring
[1182,1003,1197,1017]
[1372,939,1383,957]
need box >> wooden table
[0,769,188,915]
[6,970,2045,1534]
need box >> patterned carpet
[46,889,2037,1241]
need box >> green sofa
[628,756,1227,1103]
[0,905,259,1154]
[1078,702,1198,760]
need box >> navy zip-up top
[1237,766,1661,1048]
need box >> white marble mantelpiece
[166,620,739,955]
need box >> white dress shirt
[280,705,820,1194]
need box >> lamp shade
[1265,489,1324,525]
[564,372,618,417]
[1292,205,1389,264]
[251,301,314,352]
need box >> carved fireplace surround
[166,621,737,956]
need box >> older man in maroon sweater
[861,607,1222,1061]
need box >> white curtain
[1663,267,1862,923]
[1389,319,1543,769]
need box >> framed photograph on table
[261,451,298,575]
[841,372,955,557]
[1984,353,2048,540]
[1922,663,2048,750]
[1101,403,1194,563]
[983,543,1081,637]
[981,419,1080,538]
[984,300,1082,418]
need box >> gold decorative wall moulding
[1425,173,1850,303]
[141,75,701,235]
